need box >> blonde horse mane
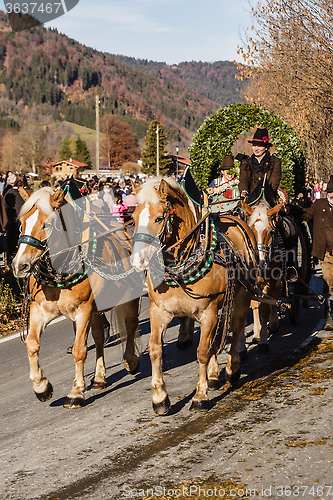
[136,177,186,205]
[248,200,271,230]
[19,187,55,218]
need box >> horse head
[130,177,196,271]
[12,187,65,278]
[242,199,283,269]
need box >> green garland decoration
[189,103,305,197]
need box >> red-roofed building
[51,159,88,178]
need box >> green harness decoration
[163,218,218,286]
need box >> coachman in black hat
[238,127,281,201]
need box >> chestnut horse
[12,187,140,408]
[241,199,284,351]
[130,178,258,415]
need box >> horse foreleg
[238,321,248,361]
[207,353,220,389]
[191,304,218,410]
[177,317,194,349]
[90,314,106,390]
[251,299,261,341]
[149,303,173,415]
[64,309,91,408]
[25,303,54,402]
[257,301,270,352]
[123,298,140,375]
[226,288,251,385]
[268,304,279,333]
[259,280,281,352]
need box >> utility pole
[175,145,179,179]
[95,95,100,177]
[156,125,159,176]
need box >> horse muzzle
[12,258,32,278]
[130,252,150,272]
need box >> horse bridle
[132,200,173,248]
[17,234,47,252]
[256,216,278,268]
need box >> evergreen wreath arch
[189,103,305,197]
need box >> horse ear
[159,179,169,200]
[241,200,253,216]
[267,203,283,217]
[130,179,140,195]
[18,187,31,202]
[50,189,65,209]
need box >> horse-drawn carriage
[13,173,320,415]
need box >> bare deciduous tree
[239,0,333,180]
[100,114,140,170]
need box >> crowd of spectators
[0,172,141,268]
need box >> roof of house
[52,159,88,168]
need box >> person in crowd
[39,180,51,188]
[3,173,30,261]
[123,186,137,222]
[0,173,6,195]
[103,183,115,212]
[2,171,14,197]
[239,128,281,201]
[112,193,128,223]
[208,155,240,213]
[0,190,8,267]
[89,185,108,214]
[288,174,333,330]
[313,179,321,200]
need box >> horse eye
[155,216,164,224]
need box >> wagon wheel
[286,221,311,324]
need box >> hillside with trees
[0,11,247,172]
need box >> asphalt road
[1,268,333,500]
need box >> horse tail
[109,298,142,355]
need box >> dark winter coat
[239,153,281,196]
[302,198,333,260]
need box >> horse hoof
[208,378,220,390]
[226,369,241,385]
[190,399,210,411]
[239,350,248,362]
[129,359,140,375]
[153,396,171,415]
[63,397,84,408]
[35,382,53,402]
[258,344,270,353]
[91,379,107,390]
[124,358,140,375]
[176,339,193,350]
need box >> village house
[51,159,87,178]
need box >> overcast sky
[44,0,253,64]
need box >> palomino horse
[130,178,258,415]
[241,199,284,351]
[12,187,140,408]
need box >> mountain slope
[0,12,247,150]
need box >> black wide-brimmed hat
[248,128,273,148]
[220,155,234,170]
[327,175,333,193]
